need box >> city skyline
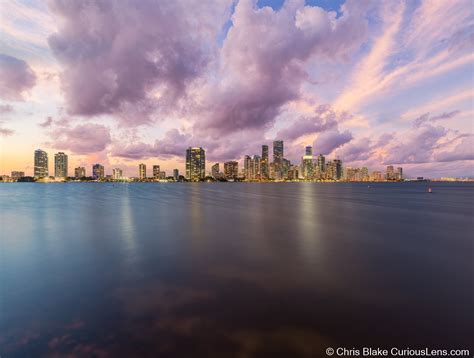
[7,143,414,182]
[0,0,473,178]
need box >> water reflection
[0,183,473,357]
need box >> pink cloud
[51,123,112,154]
[0,54,36,101]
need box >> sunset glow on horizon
[0,0,473,178]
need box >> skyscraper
[261,145,269,179]
[224,161,238,180]
[244,155,252,179]
[153,165,161,179]
[273,140,283,179]
[186,147,205,181]
[74,167,86,178]
[211,163,220,179]
[386,165,395,180]
[301,146,314,179]
[396,167,403,180]
[253,155,261,179]
[317,154,325,174]
[173,169,179,181]
[34,149,48,178]
[54,152,68,178]
[92,164,104,179]
[333,159,342,180]
[139,163,146,180]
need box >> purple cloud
[276,105,346,141]
[51,123,112,154]
[195,1,369,136]
[434,135,474,162]
[111,129,192,159]
[47,0,231,124]
[38,116,53,128]
[0,54,36,101]
[313,128,353,155]
[413,110,461,128]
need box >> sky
[0,0,472,178]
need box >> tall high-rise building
[92,164,104,179]
[333,159,342,180]
[396,167,403,180]
[224,161,238,180]
[301,146,314,179]
[361,167,369,181]
[244,155,252,179]
[211,163,220,179]
[112,168,123,180]
[186,147,205,181]
[386,165,395,180]
[326,161,336,180]
[34,149,48,178]
[273,140,284,179]
[317,154,326,174]
[173,169,179,181]
[139,163,146,180]
[54,152,68,178]
[261,145,269,179]
[253,155,261,179]
[153,165,161,179]
[74,167,86,178]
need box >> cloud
[51,123,112,154]
[434,135,474,162]
[276,104,350,141]
[0,54,37,101]
[412,110,461,128]
[47,0,232,124]
[195,0,370,136]
[0,127,14,136]
[0,104,14,114]
[38,116,53,127]
[313,128,353,155]
[110,129,191,160]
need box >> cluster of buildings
[185,141,403,182]
[1,146,404,182]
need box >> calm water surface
[0,182,473,357]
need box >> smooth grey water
[0,182,473,357]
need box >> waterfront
[0,182,473,357]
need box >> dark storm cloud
[0,54,36,101]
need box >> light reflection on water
[0,182,473,357]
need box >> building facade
[34,149,48,178]
[211,163,220,179]
[112,168,123,180]
[261,145,269,179]
[74,167,86,178]
[186,147,205,181]
[173,169,179,181]
[224,161,238,180]
[139,163,146,180]
[272,140,284,179]
[11,171,25,179]
[92,164,105,179]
